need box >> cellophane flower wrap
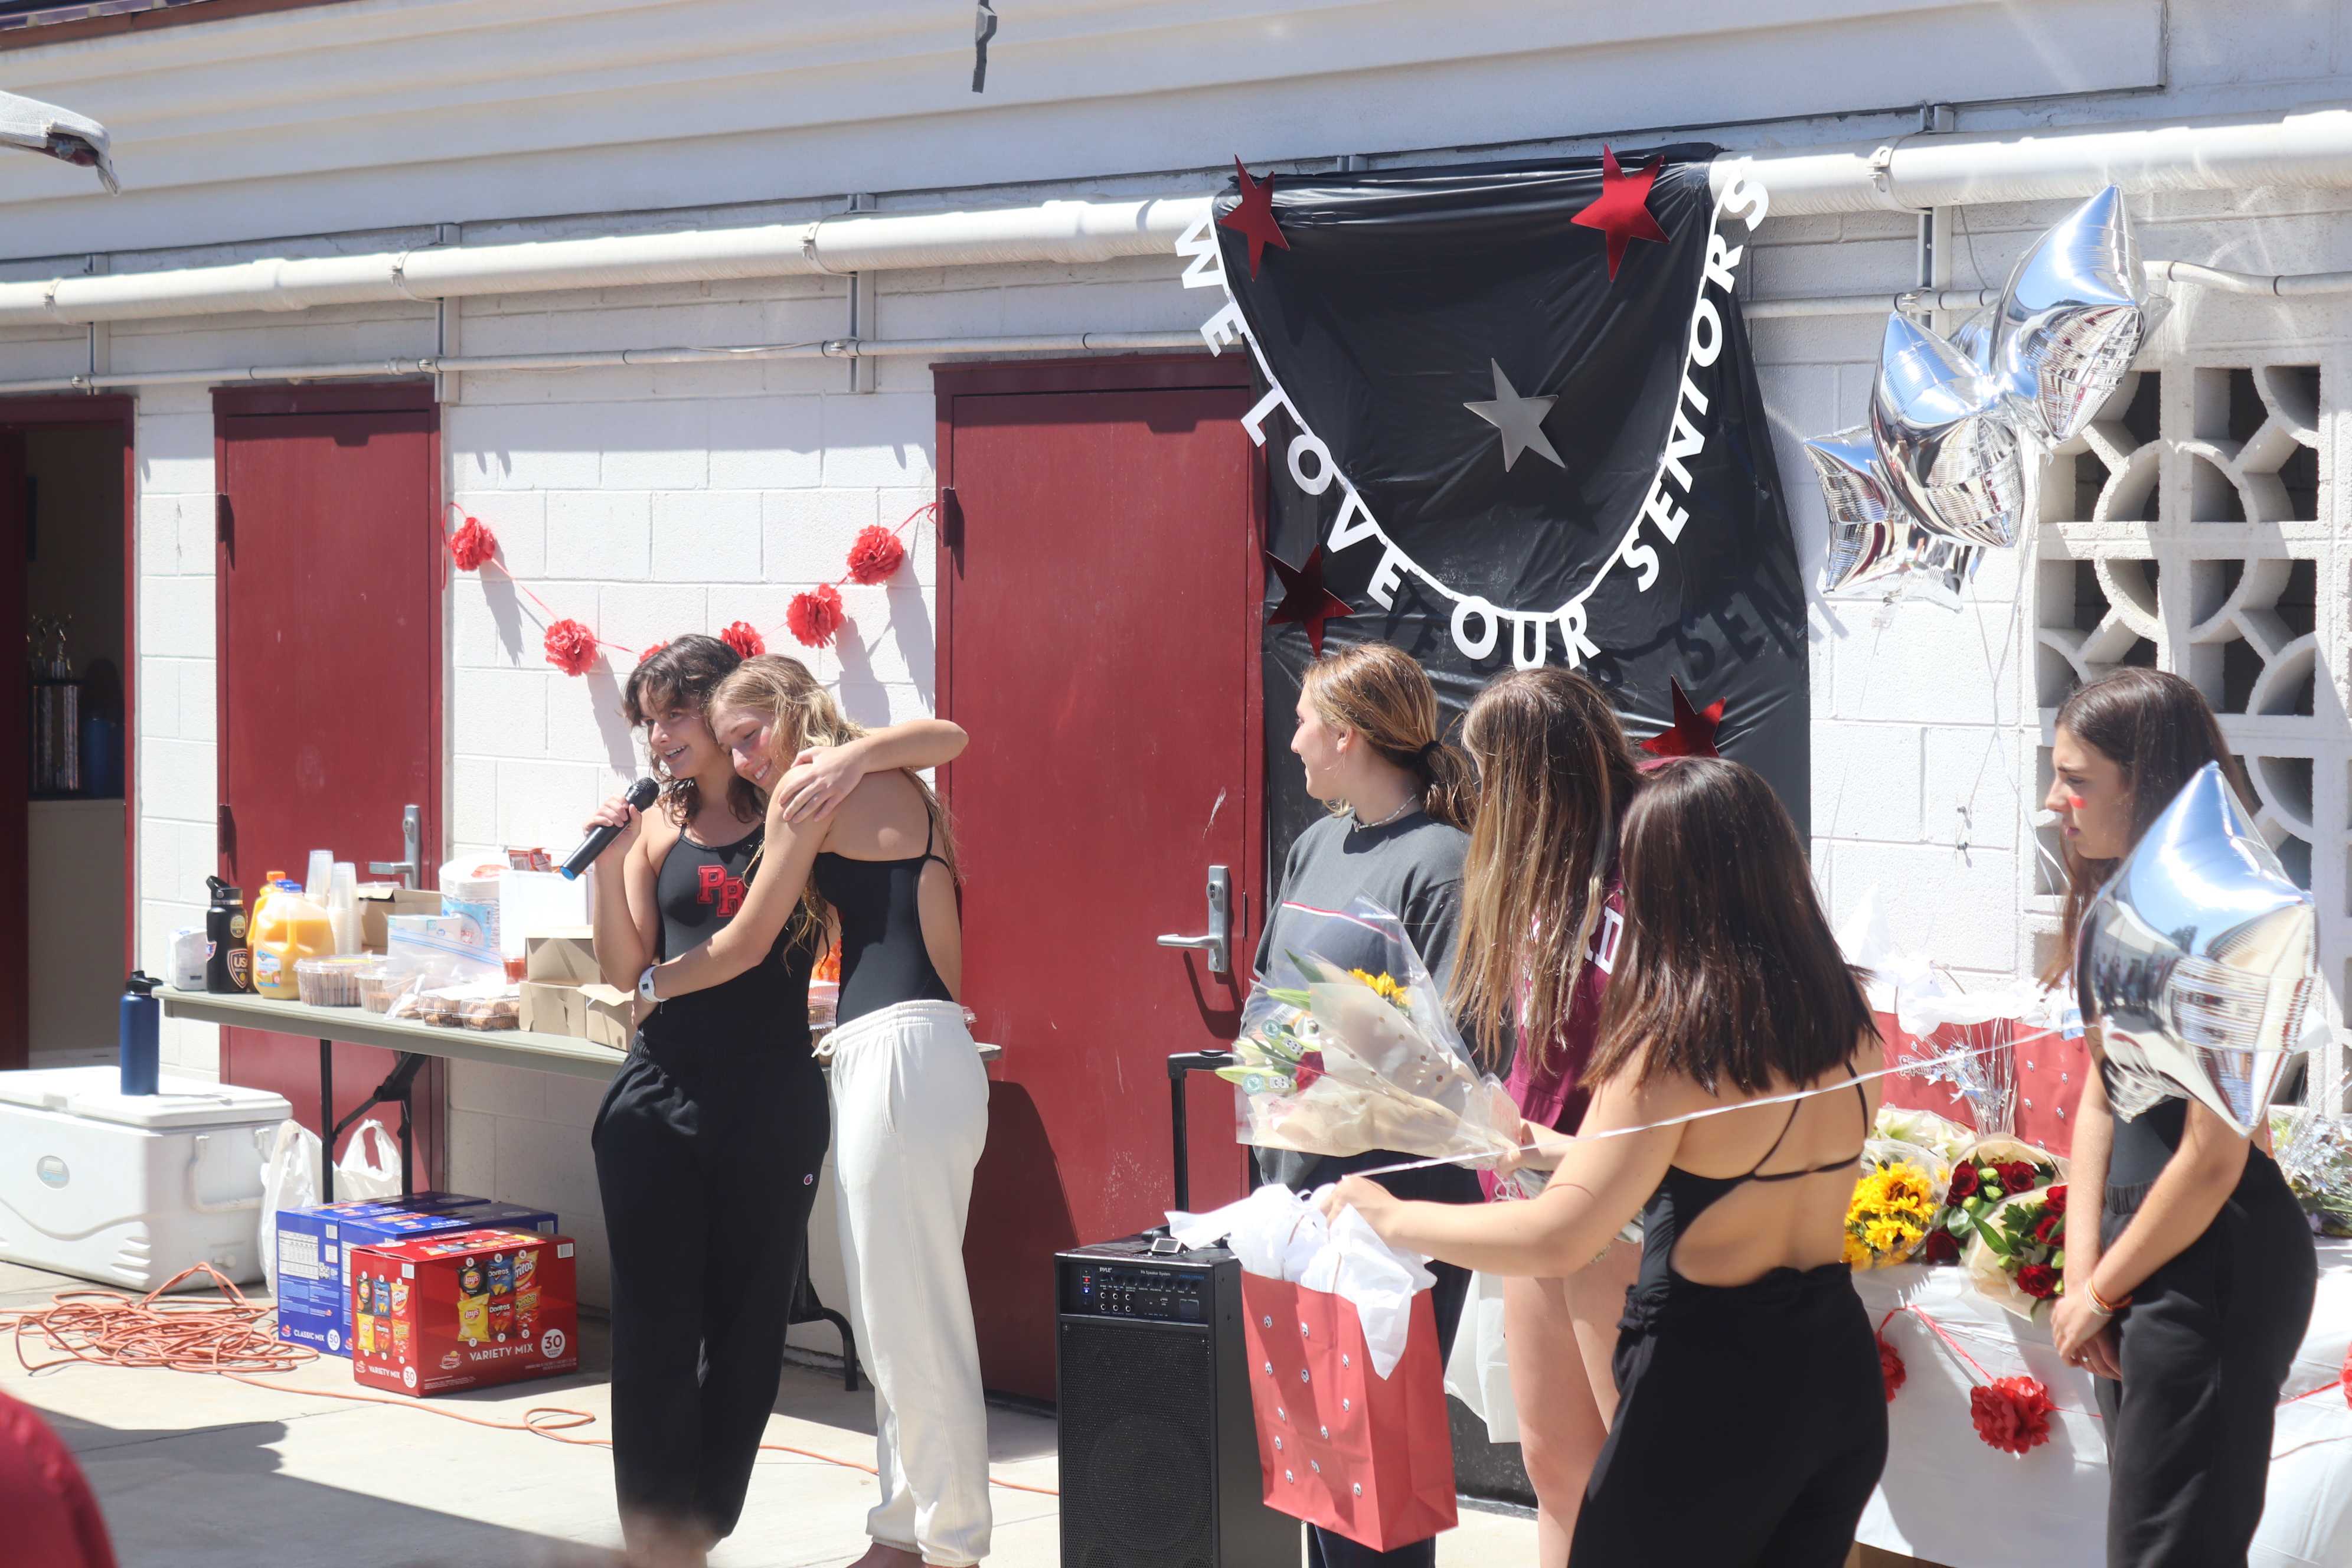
[1938,1136,2066,1280]
[1963,1184,2069,1322]
[1873,1106,1975,1168]
[1226,898,1523,1170]
[1844,1139,1950,1269]
[2270,1076,2352,1238]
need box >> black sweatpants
[1283,1148,1482,1568]
[1569,1265,1887,1567]
[592,1046,831,1544]
[2093,1152,2317,1568]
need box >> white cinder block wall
[17,0,2341,1311]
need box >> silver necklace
[1350,797,1417,834]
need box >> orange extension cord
[0,1264,1058,1497]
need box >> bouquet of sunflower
[1964,1184,2069,1321]
[1930,1136,2065,1267]
[1843,1139,1950,1269]
[1226,897,1524,1169]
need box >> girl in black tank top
[812,814,955,1025]
[1321,759,1889,1567]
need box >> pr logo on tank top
[697,864,747,917]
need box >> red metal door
[938,358,1263,1399]
[214,384,443,1173]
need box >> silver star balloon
[1464,358,1565,472]
[1870,313,2037,550]
[2076,761,2318,1135]
[1990,185,2147,446]
[1950,305,1997,373]
[1803,426,1980,604]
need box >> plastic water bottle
[120,972,161,1096]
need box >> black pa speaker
[1054,1234,1296,1568]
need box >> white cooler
[0,1067,291,1291]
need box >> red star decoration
[1572,145,1670,281]
[1265,547,1354,656]
[1219,157,1291,279]
[1640,679,1725,759]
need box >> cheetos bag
[1239,1271,1456,1550]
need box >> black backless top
[1624,1082,1869,1327]
[812,815,954,1028]
[638,824,812,1056]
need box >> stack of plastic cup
[304,848,335,901]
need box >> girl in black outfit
[1325,758,1887,1567]
[2042,669,2318,1568]
[582,636,965,1568]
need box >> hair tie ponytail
[1416,740,1443,765]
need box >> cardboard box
[357,886,445,953]
[524,929,601,985]
[349,1227,579,1397]
[274,1195,556,1357]
[578,984,636,1050]
[519,980,583,1037]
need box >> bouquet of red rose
[1928,1136,2064,1267]
[1964,1182,2069,1321]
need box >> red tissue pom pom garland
[450,500,935,676]
[1970,1377,2057,1456]
[786,584,845,649]
[845,524,907,585]
[543,619,600,677]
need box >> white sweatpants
[824,999,993,1566]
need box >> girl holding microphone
[584,635,964,1568]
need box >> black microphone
[561,777,659,881]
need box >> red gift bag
[1238,1270,1457,1551]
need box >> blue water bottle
[120,971,161,1096]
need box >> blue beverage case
[273,1194,556,1356]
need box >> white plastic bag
[334,1118,403,1203]
[1444,1270,1519,1443]
[257,1118,321,1299]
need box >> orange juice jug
[251,880,333,999]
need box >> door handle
[1157,865,1232,977]
[369,803,423,889]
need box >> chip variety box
[275,1194,557,1356]
[348,1227,579,1397]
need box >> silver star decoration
[1464,358,1565,472]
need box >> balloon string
[1346,1026,2067,1180]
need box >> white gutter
[0,197,1214,330]
[1714,101,2352,215]
[0,100,2347,335]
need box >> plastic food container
[357,961,417,1014]
[295,954,375,1007]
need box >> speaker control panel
[1065,1262,1207,1322]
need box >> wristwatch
[637,965,660,1004]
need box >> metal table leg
[327,1051,429,1199]
[319,1038,337,1203]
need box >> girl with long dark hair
[1327,757,1887,1566]
[1450,668,1644,1564]
[2040,668,2317,1567]
[581,636,965,1568]
[635,654,982,1568]
[1255,642,1479,1568]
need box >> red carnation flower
[447,514,498,571]
[2033,1214,2064,1247]
[1949,1165,1979,1200]
[543,618,600,677]
[1293,1050,1326,1093]
[1971,1376,2056,1455]
[1922,1229,1961,1266]
[786,584,845,649]
[719,620,766,659]
[2043,1184,2067,1216]
[845,523,906,585]
[638,642,665,665]
[2016,1263,2060,1299]
[1878,1334,1906,1402]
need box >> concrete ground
[1,1259,1537,1567]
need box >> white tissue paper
[1168,1184,1436,1378]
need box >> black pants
[1281,1149,1481,1568]
[1569,1266,1886,1567]
[2094,1152,2317,1568]
[592,1047,831,1544]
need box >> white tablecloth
[1853,1239,2351,1568]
